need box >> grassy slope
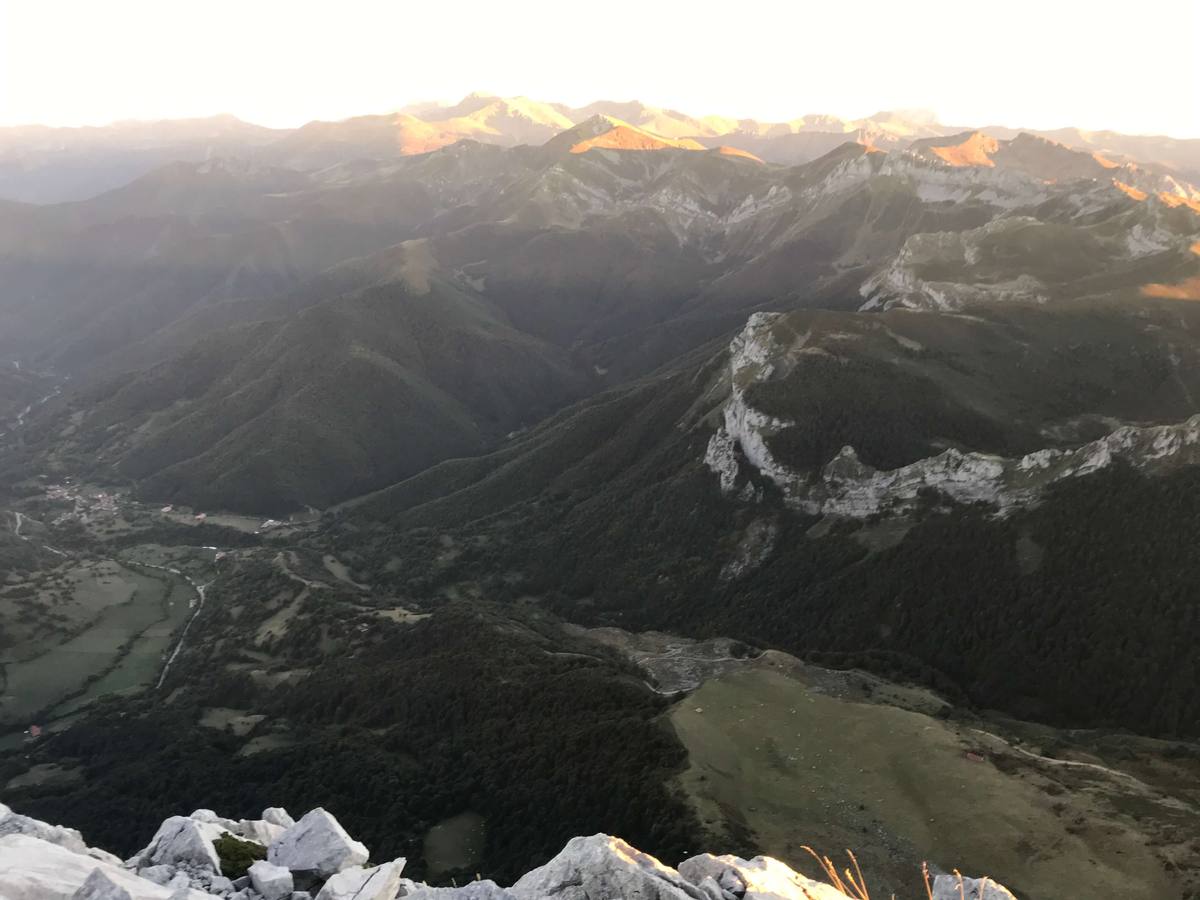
[672,661,1192,900]
[341,300,1200,739]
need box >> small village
[31,477,300,538]
[43,479,120,526]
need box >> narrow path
[968,727,1198,814]
[10,383,62,430]
[276,551,328,590]
[10,510,69,558]
[145,564,211,690]
[7,492,225,699]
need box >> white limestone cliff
[857,218,1053,313]
[703,311,799,501]
[858,195,1199,314]
[705,314,1200,518]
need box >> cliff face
[705,311,1200,518]
[0,802,1017,900]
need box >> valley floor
[2,470,1198,897]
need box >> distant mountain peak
[902,129,1200,199]
[710,145,765,163]
[911,131,1001,167]
[550,114,707,155]
[869,108,940,125]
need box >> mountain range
[3,104,1198,512]
[4,92,1199,204]
[3,92,1200,900]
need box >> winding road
[8,505,216,692]
[10,510,68,557]
[139,562,211,690]
[969,726,1198,815]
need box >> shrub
[214,833,267,878]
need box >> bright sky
[1,0,1198,137]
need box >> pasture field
[0,564,191,727]
[670,660,1197,900]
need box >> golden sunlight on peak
[1141,276,1200,300]
[1109,183,1200,214]
[1157,193,1200,214]
[1113,180,1149,202]
[1091,152,1121,169]
[569,123,705,154]
[1191,240,1200,256]
[713,145,765,163]
[928,133,999,168]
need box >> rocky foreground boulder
[268,808,370,877]
[247,862,293,900]
[0,803,1018,900]
[0,801,120,864]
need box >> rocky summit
[0,803,1015,900]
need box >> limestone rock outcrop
[0,800,91,856]
[509,833,707,900]
[678,853,851,900]
[400,882,513,900]
[314,858,405,900]
[267,808,369,877]
[931,871,1018,900]
[260,808,295,829]
[127,816,226,873]
[0,833,219,900]
[0,802,1021,900]
[246,861,293,900]
[71,868,136,900]
[704,312,1200,519]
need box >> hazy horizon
[6,93,1200,144]
[2,0,1198,139]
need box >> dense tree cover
[3,607,703,884]
[106,521,262,549]
[0,530,51,575]
[641,464,1200,737]
[346,449,1200,739]
[748,354,1018,470]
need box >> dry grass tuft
[802,846,873,899]
[804,850,998,900]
